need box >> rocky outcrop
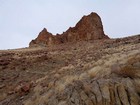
[33,78,139,105]
[29,12,109,47]
[23,46,140,105]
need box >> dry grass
[24,85,54,105]
[56,75,79,92]
[0,93,7,101]
[79,72,89,80]
[24,85,42,105]
[54,73,60,78]
[134,78,140,93]
[35,75,48,83]
[88,66,102,78]
[58,64,74,73]
[55,82,66,92]
[64,75,79,84]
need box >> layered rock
[29,12,109,47]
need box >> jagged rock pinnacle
[29,12,109,47]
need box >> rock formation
[29,12,109,47]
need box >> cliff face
[29,12,109,47]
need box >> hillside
[0,12,140,105]
[0,35,140,105]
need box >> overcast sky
[0,0,140,49]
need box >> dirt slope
[0,35,140,105]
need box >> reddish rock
[21,83,31,92]
[14,82,33,96]
[29,12,109,47]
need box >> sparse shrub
[111,55,140,78]
[120,55,140,78]
[120,65,136,78]
[111,63,136,78]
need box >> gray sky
[0,0,140,49]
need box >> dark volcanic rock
[29,12,109,47]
